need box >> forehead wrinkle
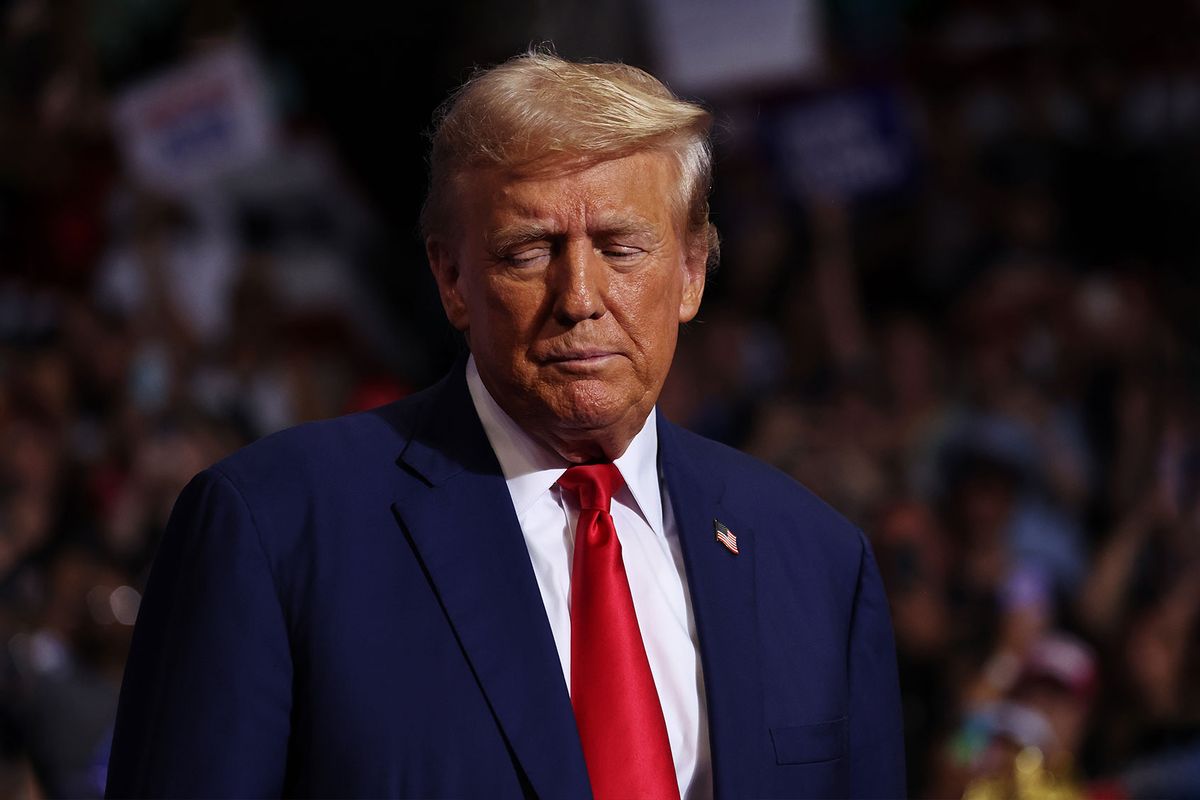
[488,191,577,236]
[479,154,676,246]
[492,198,653,237]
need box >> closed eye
[502,246,552,266]
[601,245,645,263]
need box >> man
[106,51,905,799]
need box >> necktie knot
[557,463,624,512]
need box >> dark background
[2,0,1200,796]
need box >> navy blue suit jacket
[106,364,905,798]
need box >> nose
[551,240,607,324]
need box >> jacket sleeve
[105,467,293,798]
[848,529,907,798]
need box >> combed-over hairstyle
[421,48,719,271]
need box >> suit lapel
[659,416,764,800]
[392,366,590,799]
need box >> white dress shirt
[465,357,713,799]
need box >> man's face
[427,150,707,459]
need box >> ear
[426,237,470,332]
[678,225,709,323]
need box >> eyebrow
[486,218,659,252]
[594,220,659,241]
[486,223,555,252]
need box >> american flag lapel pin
[714,519,739,555]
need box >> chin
[544,379,645,433]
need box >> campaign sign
[762,86,918,202]
[646,0,826,95]
[112,43,277,195]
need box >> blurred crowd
[2,0,1199,797]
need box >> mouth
[537,348,622,370]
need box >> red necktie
[558,464,680,800]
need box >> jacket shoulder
[207,383,438,513]
[664,421,865,560]
[666,424,852,522]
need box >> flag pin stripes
[714,519,739,555]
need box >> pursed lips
[536,347,623,365]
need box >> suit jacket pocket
[770,716,848,765]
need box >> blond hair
[421,48,719,270]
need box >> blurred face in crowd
[427,149,707,461]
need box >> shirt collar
[465,355,664,538]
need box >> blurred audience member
[4,0,1200,797]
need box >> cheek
[616,278,684,364]
[645,270,687,334]
[473,282,545,350]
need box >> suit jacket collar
[658,417,765,800]
[393,363,591,798]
